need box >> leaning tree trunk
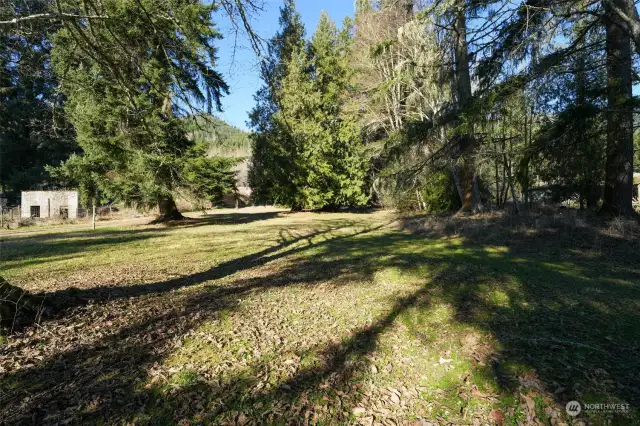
[601,0,635,216]
[157,197,184,221]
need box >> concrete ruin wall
[20,191,78,219]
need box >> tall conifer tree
[270,12,368,209]
[50,0,230,219]
[248,0,305,204]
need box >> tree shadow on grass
[140,217,640,424]
[0,210,285,267]
[400,214,640,409]
[0,230,162,268]
[32,221,382,320]
[0,221,391,424]
[170,210,285,227]
[1,213,639,424]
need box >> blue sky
[213,1,355,131]
[213,2,640,131]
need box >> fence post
[92,204,96,230]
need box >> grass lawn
[1,208,639,425]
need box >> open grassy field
[1,208,639,425]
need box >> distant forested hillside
[187,114,251,159]
[185,115,251,187]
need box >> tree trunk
[457,162,484,213]
[523,111,530,209]
[601,0,635,216]
[450,163,465,204]
[290,202,303,212]
[157,197,184,221]
[504,153,520,214]
[452,0,481,214]
[471,174,484,213]
[586,179,600,209]
[606,0,640,56]
[453,0,471,107]
[494,134,501,208]
[1,277,45,329]
[528,107,535,210]
[577,78,586,212]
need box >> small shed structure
[21,191,79,219]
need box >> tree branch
[0,12,109,26]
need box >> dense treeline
[1,0,639,216]
[249,0,639,216]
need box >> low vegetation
[1,209,638,425]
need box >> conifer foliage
[3,0,639,217]
[48,0,233,219]
[249,3,369,210]
[0,1,75,201]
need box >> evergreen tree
[181,144,238,207]
[271,13,368,210]
[601,0,635,215]
[0,1,75,201]
[248,0,305,204]
[49,0,230,220]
